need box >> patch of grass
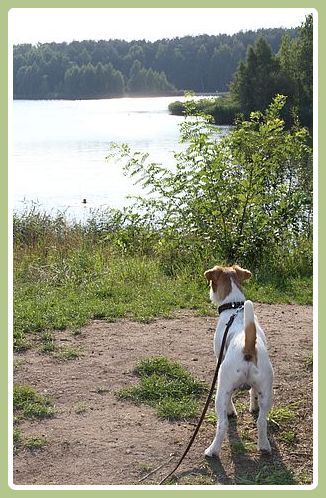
[268,403,299,428]
[280,431,297,444]
[117,356,207,420]
[14,332,31,352]
[13,385,55,420]
[13,358,26,371]
[74,402,88,414]
[13,428,23,453]
[156,398,199,419]
[178,473,216,485]
[40,332,56,353]
[236,465,296,485]
[234,399,247,416]
[139,463,153,474]
[230,427,256,454]
[14,250,211,352]
[246,277,313,305]
[205,409,217,425]
[231,440,255,455]
[304,352,313,371]
[54,346,81,361]
[24,435,47,450]
[13,428,48,453]
[296,470,313,485]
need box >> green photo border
[1,1,321,496]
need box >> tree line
[170,15,313,129]
[13,27,296,99]
[230,15,312,128]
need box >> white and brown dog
[204,264,273,457]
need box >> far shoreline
[13,91,225,102]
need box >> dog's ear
[204,266,222,283]
[233,265,252,283]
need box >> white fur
[205,281,273,457]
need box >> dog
[204,264,273,457]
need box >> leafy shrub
[111,95,312,273]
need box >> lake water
[12,96,227,221]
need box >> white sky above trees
[9,8,313,45]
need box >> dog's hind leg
[205,386,231,457]
[256,388,272,453]
[227,396,237,416]
[249,388,259,413]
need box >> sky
[9,8,313,45]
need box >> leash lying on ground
[158,302,244,485]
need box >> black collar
[218,301,245,315]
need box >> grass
[13,385,54,454]
[304,352,313,371]
[24,435,48,450]
[74,402,88,414]
[54,346,82,361]
[205,409,217,424]
[13,428,48,453]
[279,431,297,444]
[236,465,296,485]
[230,440,256,455]
[13,428,23,453]
[13,385,55,420]
[14,248,213,352]
[117,356,207,420]
[40,332,56,353]
[268,403,299,428]
[246,276,313,306]
[13,209,312,352]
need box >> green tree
[230,37,281,114]
[127,60,146,93]
[127,60,175,95]
[64,64,82,97]
[278,14,313,127]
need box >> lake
[12,96,227,221]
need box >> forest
[13,27,297,99]
[169,15,313,129]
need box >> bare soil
[13,303,313,486]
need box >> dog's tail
[243,300,257,363]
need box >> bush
[168,96,241,125]
[111,95,313,273]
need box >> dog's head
[204,265,251,303]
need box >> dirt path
[13,303,313,486]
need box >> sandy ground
[13,303,313,486]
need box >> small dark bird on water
[82,198,87,204]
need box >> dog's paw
[258,441,272,454]
[204,446,219,458]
